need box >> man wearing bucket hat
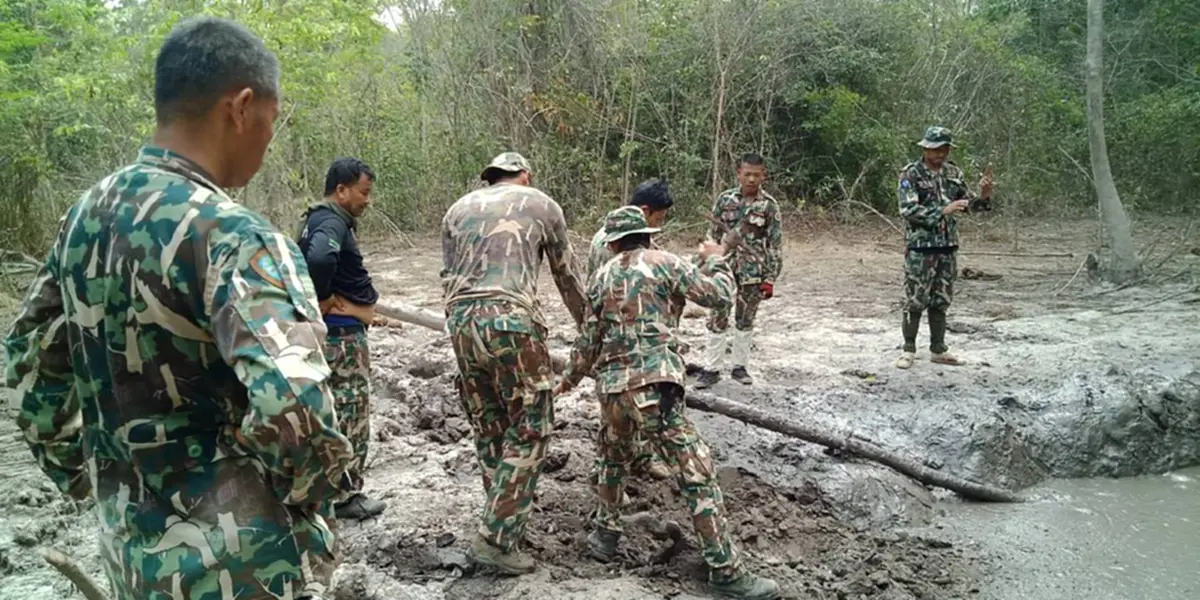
[584,179,676,483]
[555,207,782,599]
[896,126,993,369]
[441,151,587,574]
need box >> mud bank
[1,220,1197,599]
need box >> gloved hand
[760,282,774,299]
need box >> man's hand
[697,241,726,260]
[943,199,970,215]
[552,380,572,397]
[760,282,774,300]
[318,296,341,315]
[979,164,994,200]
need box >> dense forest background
[0,0,1196,255]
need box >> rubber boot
[710,571,782,599]
[469,534,535,575]
[928,308,964,365]
[334,494,387,521]
[695,369,721,389]
[897,309,922,369]
[587,528,621,563]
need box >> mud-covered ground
[1,217,1197,600]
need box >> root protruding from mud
[686,392,1027,503]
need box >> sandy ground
[1,216,1197,600]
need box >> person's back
[585,247,726,393]
[5,18,350,600]
[441,176,583,326]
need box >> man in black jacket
[297,157,386,520]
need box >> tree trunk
[685,392,1024,503]
[1085,0,1140,283]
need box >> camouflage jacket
[586,222,662,280]
[898,160,976,250]
[4,146,352,599]
[561,249,734,394]
[441,182,587,330]
[706,188,783,285]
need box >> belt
[326,322,367,336]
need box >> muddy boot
[731,366,753,385]
[644,459,672,480]
[586,528,621,563]
[931,351,965,366]
[927,308,963,365]
[334,494,387,521]
[695,369,721,389]
[469,534,535,575]
[710,571,781,600]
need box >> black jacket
[297,202,379,306]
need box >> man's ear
[228,87,255,133]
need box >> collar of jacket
[137,145,224,195]
[308,199,356,230]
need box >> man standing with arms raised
[297,157,386,520]
[441,152,587,574]
[5,17,351,599]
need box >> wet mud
[1,219,1197,599]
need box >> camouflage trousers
[325,326,372,498]
[594,383,742,577]
[588,389,663,486]
[903,249,956,312]
[447,304,554,553]
[703,283,763,370]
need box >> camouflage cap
[601,206,661,244]
[917,126,956,149]
[480,151,532,180]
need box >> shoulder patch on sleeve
[900,178,912,189]
[249,248,286,290]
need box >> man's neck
[922,159,943,173]
[151,124,227,186]
[738,187,758,199]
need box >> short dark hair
[613,233,652,253]
[737,153,766,169]
[154,17,280,123]
[629,179,672,211]
[324,158,376,196]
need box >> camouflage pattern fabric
[324,328,371,497]
[560,248,735,393]
[594,384,741,578]
[446,300,554,552]
[903,250,956,312]
[4,146,353,600]
[897,159,977,250]
[440,181,587,329]
[706,188,783,286]
[585,224,665,475]
[706,283,764,333]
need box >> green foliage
[0,0,1196,256]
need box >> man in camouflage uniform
[696,153,784,389]
[896,126,993,369]
[585,179,674,483]
[441,152,587,574]
[555,207,781,600]
[297,157,386,520]
[4,17,352,600]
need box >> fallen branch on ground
[843,200,905,237]
[959,251,1074,258]
[377,297,1024,503]
[39,547,111,600]
[684,392,1024,503]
